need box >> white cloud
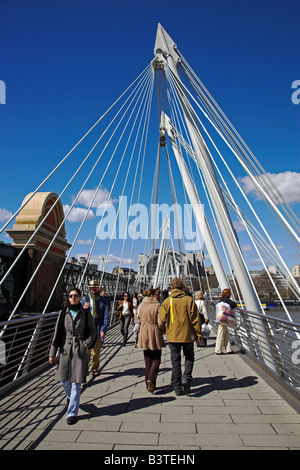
[63,205,95,223]
[76,252,134,268]
[275,244,284,250]
[241,171,300,204]
[99,253,134,267]
[77,239,93,245]
[0,208,13,223]
[75,188,117,209]
[250,258,263,266]
[63,188,117,223]
[241,244,252,252]
[233,220,246,232]
[250,258,269,266]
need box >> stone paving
[1,324,300,450]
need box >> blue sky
[0,0,299,273]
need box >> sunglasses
[69,294,79,298]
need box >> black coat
[220,296,237,309]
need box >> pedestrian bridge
[1,316,300,451]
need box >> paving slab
[0,324,300,451]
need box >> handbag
[201,323,212,338]
[133,318,140,333]
[216,302,236,328]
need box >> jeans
[61,381,81,418]
[120,315,131,345]
[168,342,195,394]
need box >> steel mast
[153,23,261,314]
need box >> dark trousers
[168,342,195,394]
[120,315,131,345]
[143,349,162,387]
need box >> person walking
[161,289,169,302]
[137,288,165,393]
[117,292,134,346]
[132,292,138,315]
[88,281,110,376]
[160,278,203,396]
[132,292,140,347]
[195,291,209,347]
[215,288,237,355]
[49,287,96,425]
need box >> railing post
[14,317,44,380]
[236,309,255,355]
[261,316,286,379]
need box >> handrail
[0,312,59,395]
[206,301,300,396]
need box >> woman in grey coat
[49,287,96,425]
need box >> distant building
[112,266,137,281]
[205,265,215,276]
[135,249,205,291]
[247,266,289,298]
[292,264,300,278]
[68,256,98,271]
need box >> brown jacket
[160,289,202,343]
[117,300,134,320]
[137,296,166,350]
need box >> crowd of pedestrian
[49,277,238,424]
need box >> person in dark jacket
[87,280,110,377]
[215,288,237,355]
[49,287,96,425]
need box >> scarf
[68,302,81,320]
[90,291,100,318]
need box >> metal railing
[0,312,59,395]
[207,301,300,395]
[0,302,119,396]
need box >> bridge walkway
[1,324,300,451]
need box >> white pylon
[153,24,280,374]
[154,23,261,315]
[160,112,228,290]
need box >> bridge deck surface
[1,324,300,451]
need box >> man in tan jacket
[160,277,203,396]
